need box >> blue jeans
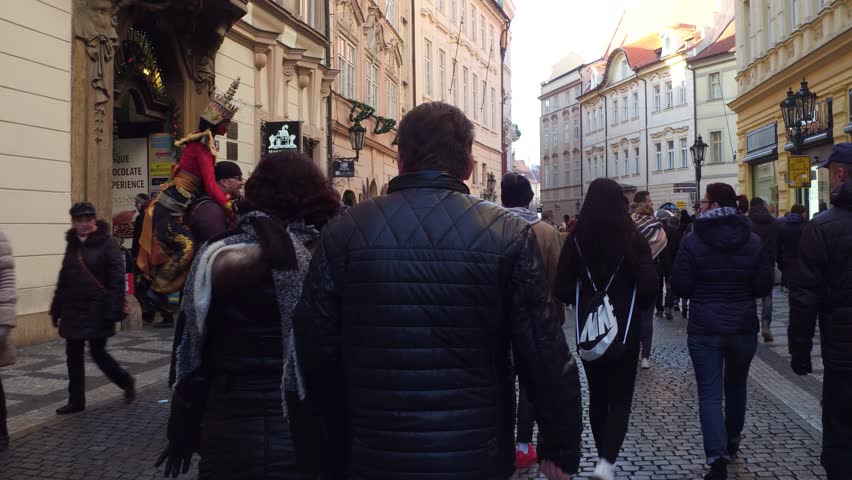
[687,334,757,464]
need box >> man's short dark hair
[706,183,737,208]
[634,191,650,204]
[500,172,534,208]
[750,197,766,207]
[791,204,807,215]
[397,102,474,178]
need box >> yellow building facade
[730,0,851,216]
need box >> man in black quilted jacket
[294,102,583,480]
[789,142,852,479]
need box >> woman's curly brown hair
[243,152,341,229]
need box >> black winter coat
[671,209,773,336]
[50,221,124,340]
[778,213,807,287]
[169,231,320,480]
[789,183,852,372]
[748,204,780,267]
[293,171,583,480]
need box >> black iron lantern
[795,78,817,124]
[348,121,366,160]
[780,88,799,133]
[486,172,496,193]
[690,135,708,167]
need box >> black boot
[55,403,85,415]
[124,377,136,404]
[704,459,728,480]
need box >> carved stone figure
[73,0,119,143]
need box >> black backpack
[574,240,637,363]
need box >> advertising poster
[112,138,149,242]
[148,133,176,195]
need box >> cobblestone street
[0,288,828,479]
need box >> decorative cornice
[649,126,689,139]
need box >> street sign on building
[673,182,697,193]
[333,158,356,178]
[787,155,812,188]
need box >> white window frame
[386,0,396,29]
[790,0,799,33]
[573,116,579,140]
[366,61,379,106]
[471,6,476,39]
[653,84,661,111]
[680,137,688,167]
[655,143,662,170]
[665,80,673,109]
[490,25,495,54]
[482,80,488,127]
[552,161,559,187]
[622,94,628,121]
[439,50,447,102]
[472,73,479,121]
[623,149,629,176]
[709,72,722,100]
[632,91,639,118]
[451,0,457,23]
[614,151,620,177]
[543,126,550,151]
[565,159,571,185]
[337,37,357,99]
[711,130,723,163]
[634,147,640,174]
[463,67,469,114]
[563,122,570,144]
[480,14,486,50]
[613,99,619,123]
[425,40,433,97]
[678,79,686,105]
[490,87,496,129]
[552,125,558,148]
[386,79,398,120]
[667,140,675,169]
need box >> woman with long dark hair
[555,178,658,480]
[155,152,340,479]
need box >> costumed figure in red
[137,78,241,307]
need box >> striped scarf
[632,213,668,259]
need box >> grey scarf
[174,210,317,420]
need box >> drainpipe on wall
[411,0,417,107]
[600,93,608,178]
[579,97,584,199]
[640,76,650,191]
[325,0,334,179]
[686,61,698,203]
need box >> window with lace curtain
[386,0,397,29]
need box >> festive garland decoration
[372,115,396,134]
[114,29,166,100]
[348,101,375,123]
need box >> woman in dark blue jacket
[671,183,773,480]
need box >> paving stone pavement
[0,288,828,479]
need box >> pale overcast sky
[509,0,637,167]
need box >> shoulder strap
[76,248,105,291]
[574,238,623,293]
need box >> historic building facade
[2,0,335,345]
[729,0,851,217]
[414,0,512,199]
[688,20,740,193]
[329,0,408,205]
[539,54,586,219]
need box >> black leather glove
[791,355,812,376]
[154,443,194,478]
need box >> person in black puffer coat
[777,204,807,289]
[789,143,852,480]
[293,102,583,480]
[156,153,339,480]
[50,203,135,415]
[748,197,780,342]
[672,183,772,480]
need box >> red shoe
[515,444,538,469]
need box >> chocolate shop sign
[261,121,302,156]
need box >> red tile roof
[621,33,663,69]
[692,20,736,61]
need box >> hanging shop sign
[148,133,175,195]
[261,121,302,155]
[333,158,357,178]
[787,155,812,188]
[673,182,697,193]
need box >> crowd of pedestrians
[0,101,850,479]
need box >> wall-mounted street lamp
[780,78,818,153]
[348,120,366,161]
[690,135,708,202]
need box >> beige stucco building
[729,0,851,217]
[2,0,336,346]
[414,0,513,200]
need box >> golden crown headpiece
[201,77,241,126]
